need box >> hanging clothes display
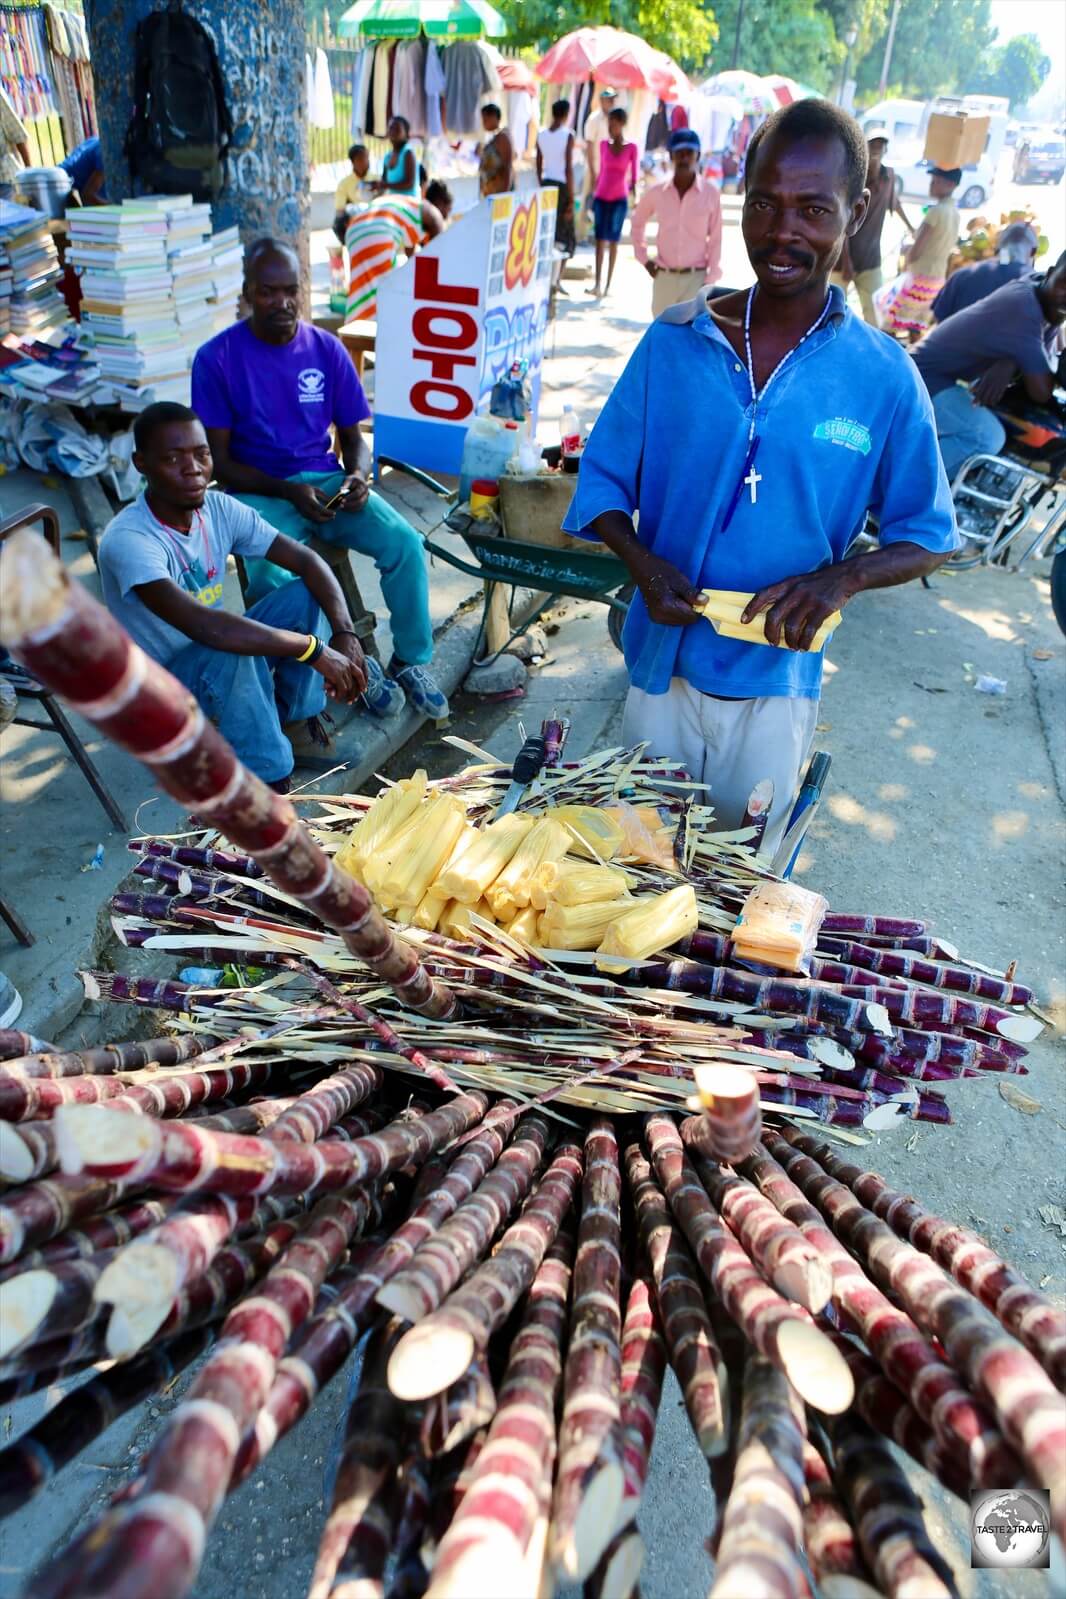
[351,47,373,137]
[440,41,498,137]
[424,42,446,138]
[391,39,428,138]
[42,3,95,152]
[1,1,65,165]
[505,88,534,160]
[312,48,335,130]
[372,42,392,138]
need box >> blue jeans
[168,581,326,784]
[235,470,433,665]
[932,385,1006,480]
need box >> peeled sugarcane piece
[362,800,464,901]
[824,1413,961,1599]
[434,813,533,903]
[549,1119,625,1582]
[0,529,457,1023]
[800,1440,881,1599]
[690,1064,761,1165]
[749,1137,1021,1491]
[504,906,540,943]
[644,1115,853,1414]
[707,1354,809,1599]
[413,888,449,932]
[528,858,567,912]
[538,895,634,951]
[32,1185,386,1599]
[825,1330,971,1498]
[377,1112,550,1322]
[0,1032,222,1083]
[816,1146,1066,1391]
[379,794,470,908]
[774,1130,1065,1529]
[423,1229,573,1599]
[0,1052,277,1125]
[438,900,478,941]
[544,804,625,861]
[697,587,841,652]
[334,771,428,876]
[596,884,698,970]
[624,1140,729,1457]
[307,1317,407,1599]
[0,1325,214,1521]
[54,1091,489,1200]
[549,864,634,907]
[489,816,572,909]
[614,1266,668,1528]
[732,880,828,974]
[387,1140,583,1401]
[680,1125,832,1313]
[419,1354,496,1457]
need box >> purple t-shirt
[191,320,371,479]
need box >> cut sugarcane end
[0,528,70,639]
[427,1528,532,1599]
[374,1274,432,1323]
[776,1319,854,1413]
[863,1103,905,1130]
[0,1123,36,1182]
[54,1103,160,1176]
[773,1254,834,1314]
[597,1531,645,1599]
[864,1002,893,1036]
[95,1244,181,1355]
[691,1062,759,1108]
[996,1014,1043,1042]
[810,1039,855,1071]
[0,1269,59,1358]
[553,1459,625,1581]
[387,1317,475,1401]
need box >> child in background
[591,107,638,299]
[333,144,372,243]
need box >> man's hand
[971,357,1017,410]
[313,644,363,703]
[287,482,336,525]
[634,553,702,627]
[644,261,660,278]
[330,630,368,693]
[743,567,854,652]
[336,472,370,513]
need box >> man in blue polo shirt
[564,99,958,853]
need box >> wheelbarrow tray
[424,525,630,599]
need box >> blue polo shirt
[563,285,958,700]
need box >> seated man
[191,236,448,721]
[345,183,452,321]
[98,402,367,790]
[913,250,1066,477]
[930,222,1038,323]
[333,143,372,243]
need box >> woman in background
[590,107,638,298]
[375,117,419,197]
[880,166,961,339]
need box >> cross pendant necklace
[744,463,762,504]
[741,281,833,445]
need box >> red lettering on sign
[413,351,478,381]
[412,382,475,420]
[414,256,480,306]
[412,308,478,350]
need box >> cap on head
[669,128,701,154]
[866,128,889,149]
[600,87,617,101]
[932,166,962,187]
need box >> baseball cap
[668,128,702,154]
[866,125,889,145]
[599,87,618,99]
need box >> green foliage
[853,0,996,100]
[971,33,1051,111]
[495,0,716,70]
[707,0,840,89]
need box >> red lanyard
[146,503,217,579]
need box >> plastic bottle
[560,406,582,474]
[458,416,520,506]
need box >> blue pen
[721,435,760,532]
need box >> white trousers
[622,680,819,856]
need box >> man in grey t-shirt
[912,256,1066,476]
[99,402,367,789]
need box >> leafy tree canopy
[971,33,1051,111]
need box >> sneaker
[0,974,23,1030]
[361,656,406,719]
[389,661,449,721]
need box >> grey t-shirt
[912,275,1060,399]
[99,490,276,665]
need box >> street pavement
[1,185,1065,1598]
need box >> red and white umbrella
[537,25,688,100]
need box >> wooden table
[338,319,377,380]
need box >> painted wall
[84,0,309,271]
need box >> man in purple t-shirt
[192,237,446,721]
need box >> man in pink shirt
[631,128,723,317]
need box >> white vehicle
[887,95,1009,210]
[859,98,925,145]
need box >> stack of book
[209,224,244,332]
[166,198,217,355]
[0,200,70,341]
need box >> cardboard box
[924,112,990,170]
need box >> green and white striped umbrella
[337,0,508,40]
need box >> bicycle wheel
[1051,549,1066,637]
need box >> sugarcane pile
[1,526,1063,1597]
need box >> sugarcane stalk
[549,1119,625,1582]
[0,1325,214,1520]
[623,1140,729,1457]
[0,1169,142,1266]
[708,1354,808,1599]
[614,1266,667,1528]
[0,1252,114,1360]
[800,1440,881,1599]
[0,1194,174,1281]
[824,1413,961,1598]
[773,1129,1066,1531]
[633,960,888,1034]
[423,1229,573,1599]
[644,1115,853,1414]
[0,1028,54,1061]
[749,1136,1023,1489]
[1,529,457,1023]
[54,1092,489,1200]
[32,1185,387,1599]
[821,915,928,938]
[130,838,265,878]
[387,1141,583,1401]
[814,1146,1066,1390]
[387,1457,432,1599]
[679,1125,831,1313]
[0,1032,223,1082]
[815,936,1032,1005]
[0,1054,278,1124]
[377,1112,551,1323]
[307,1317,408,1599]
[688,1065,762,1164]
[419,1355,496,1456]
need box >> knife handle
[511,735,546,785]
